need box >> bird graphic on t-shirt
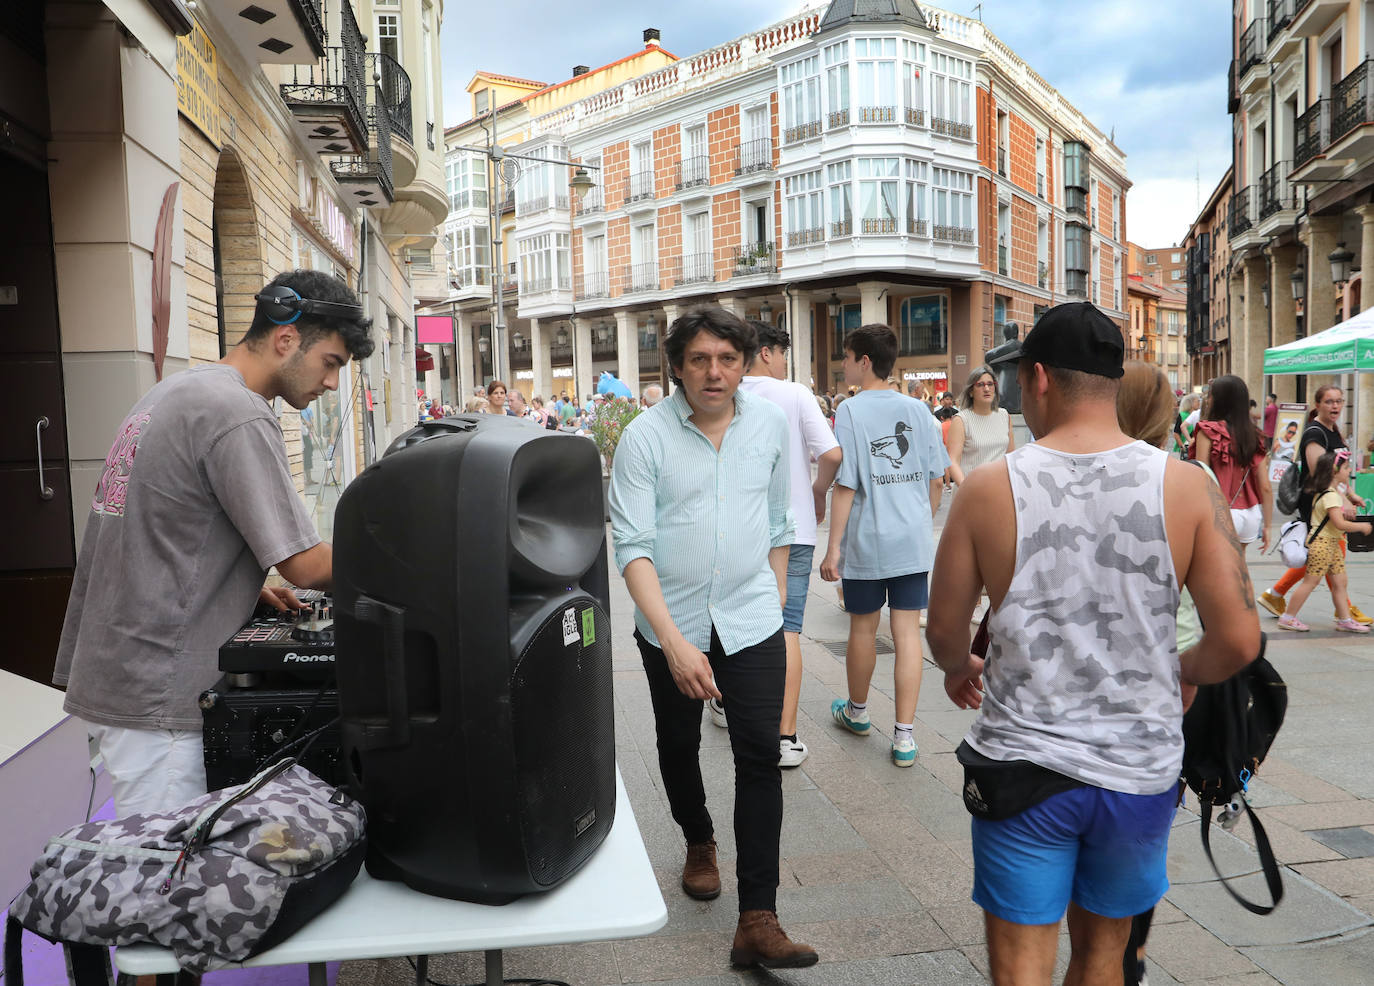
[870,421,910,468]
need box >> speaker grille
[510,599,615,886]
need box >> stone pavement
[347,503,1374,986]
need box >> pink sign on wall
[417,314,456,345]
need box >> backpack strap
[1199,800,1285,915]
[1305,490,1336,546]
[4,917,115,986]
[5,915,24,986]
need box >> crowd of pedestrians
[419,302,1368,981]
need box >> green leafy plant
[588,396,643,470]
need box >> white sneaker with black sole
[708,697,728,728]
[779,736,809,768]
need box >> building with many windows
[424,0,1130,403]
[1225,0,1373,433]
[1183,169,1233,388]
[1131,243,1188,288]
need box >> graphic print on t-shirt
[92,409,152,518]
[869,421,910,468]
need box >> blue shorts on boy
[833,390,949,581]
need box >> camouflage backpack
[5,759,366,982]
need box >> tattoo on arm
[1205,478,1256,611]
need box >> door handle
[36,416,54,500]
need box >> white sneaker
[779,736,809,768]
[708,697,728,728]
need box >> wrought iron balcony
[735,138,773,176]
[827,108,850,129]
[208,0,325,64]
[858,106,895,124]
[676,155,709,190]
[1332,59,1374,144]
[784,120,821,144]
[516,192,569,217]
[933,225,975,244]
[577,187,604,216]
[831,219,852,238]
[1257,159,1298,219]
[626,171,655,203]
[623,262,660,294]
[861,217,898,235]
[788,227,825,247]
[1294,98,1331,168]
[576,271,609,301]
[1065,270,1088,299]
[997,146,1007,177]
[998,242,1008,275]
[367,52,412,146]
[905,107,924,127]
[1227,185,1253,237]
[1239,17,1267,77]
[932,117,973,140]
[732,241,775,276]
[1268,0,1296,41]
[1038,261,1048,288]
[674,253,714,286]
[279,0,364,149]
[522,274,553,295]
[907,218,928,237]
[330,87,394,205]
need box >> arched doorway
[210,147,264,355]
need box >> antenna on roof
[971,2,983,21]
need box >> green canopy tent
[1264,312,1374,501]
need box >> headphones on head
[254,285,365,326]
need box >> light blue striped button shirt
[610,386,794,655]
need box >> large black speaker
[332,415,614,903]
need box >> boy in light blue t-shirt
[820,323,949,766]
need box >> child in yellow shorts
[1279,449,1373,633]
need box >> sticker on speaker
[562,607,579,646]
[581,608,596,646]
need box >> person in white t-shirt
[714,321,841,768]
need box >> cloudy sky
[439,0,1230,249]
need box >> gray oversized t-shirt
[53,364,321,730]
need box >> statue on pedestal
[985,321,1023,413]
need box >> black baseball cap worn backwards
[1020,302,1124,379]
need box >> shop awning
[1264,308,1374,374]
[416,350,435,373]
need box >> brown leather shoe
[729,909,819,968]
[681,840,720,900]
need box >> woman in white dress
[945,365,1015,485]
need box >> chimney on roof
[643,27,660,47]
[572,65,589,77]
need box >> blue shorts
[781,544,814,633]
[841,572,929,615]
[971,784,1178,925]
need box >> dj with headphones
[53,270,373,818]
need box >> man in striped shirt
[609,306,816,970]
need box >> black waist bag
[956,740,1087,820]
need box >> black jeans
[636,625,786,913]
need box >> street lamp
[477,334,490,355]
[1329,242,1355,285]
[1260,282,1270,308]
[556,325,570,347]
[511,330,524,350]
[1289,265,1305,301]
[759,300,773,323]
[826,292,841,318]
[456,95,602,386]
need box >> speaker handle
[353,595,411,749]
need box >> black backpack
[1275,460,1303,516]
[1180,634,1287,914]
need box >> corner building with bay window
[428,0,1128,402]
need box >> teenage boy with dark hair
[54,269,372,817]
[721,319,842,768]
[820,323,948,766]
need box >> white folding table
[114,771,666,986]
